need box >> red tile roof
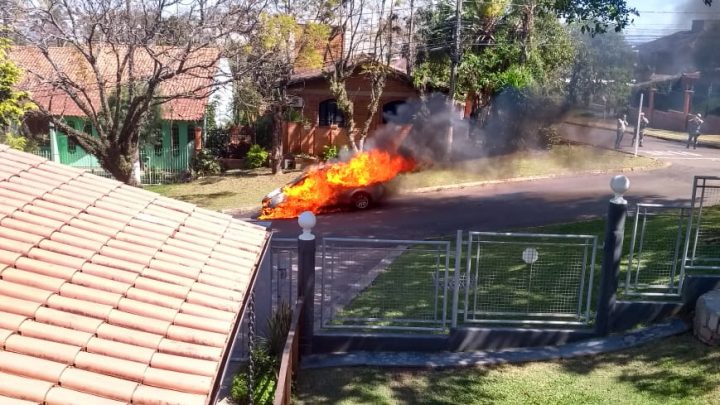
[10,46,220,121]
[0,145,270,405]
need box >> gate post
[596,175,630,335]
[297,211,316,356]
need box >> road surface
[255,124,719,239]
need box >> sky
[625,0,720,43]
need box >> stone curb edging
[300,319,689,370]
[564,119,720,149]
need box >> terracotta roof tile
[150,352,217,377]
[35,307,104,334]
[19,320,94,347]
[59,368,139,402]
[132,384,207,405]
[74,351,149,382]
[0,371,54,403]
[0,147,270,404]
[0,350,69,382]
[5,334,81,363]
[45,387,127,405]
[86,336,156,364]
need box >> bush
[245,144,269,169]
[230,345,277,405]
[190,149,221,177]
[321,144,338,161]
[266,302,292,359]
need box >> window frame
[318,99,345,127]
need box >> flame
[260,149,415,219]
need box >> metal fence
[319,237,452,332]
[269,238,299,312]
[624,204,689,298]
[461,232,598,326]
[682,176,720,280]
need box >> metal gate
[461,232,598,326]
[319,237,452,331]
[625,204,689,297]
[682,176,720,283]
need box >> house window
[318,99,345,127]
[171,124,180,157]
[67,136,77,154]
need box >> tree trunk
[271,106,284,175]
[102,145,138,186]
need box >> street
[262,124,718,239]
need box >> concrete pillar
[684,90,694,122]
[297,211,316,356]
[49,122,60,163]
[648,88,656,123]
[596,175,630,336]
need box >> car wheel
[352,192,371,210]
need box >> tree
[323,0,400,152]
[0,36,34,148]
[8,0,264,185]
[236,13,331,174]
[567,29,634,112]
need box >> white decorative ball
[610,175,630,195]
[298,211,316,230]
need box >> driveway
[253,125,717,240]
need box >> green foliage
[230,345,277,405]
[266,302,293,360]
[190,149,221,177]
[0,132,26,150]
[245,144,269,168]
[322,144,338,161]
[0,37,35,130]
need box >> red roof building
[0,144,270,404]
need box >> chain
[247,290,256,405]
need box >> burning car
[259,149,415,219]
[263,173,386,211]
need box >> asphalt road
[256,124,719,239]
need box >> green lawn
[295,333,720,405]
[335,207,720,329]
[146,145,662,212]
[145,167,302,212]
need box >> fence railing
[624,203,689,298]
[320,237,452,332]
[682,176,720,281]
[270,238,299,312]
[461,232,598,326]
[273,297,304,405]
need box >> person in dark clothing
[687,113,704,149]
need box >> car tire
[352,192,372,210]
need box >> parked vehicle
[262,172,386,211]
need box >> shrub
[245,144,269,169]
[230,345,277,405]
[190,148,221,177]
[266,302,292,359]
[322,144,338,161]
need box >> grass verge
[295,333,720,405]
[395,145,662,191]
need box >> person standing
[633,112,650,147]
[687,113,704,149]
[615,114,628,149]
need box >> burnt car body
[262,173,386,211]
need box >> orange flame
[260,149,415,219]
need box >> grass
[395,145,662,191]
[144,167,301,212]
[644,128,720,148]
[294,333,720,405]
[334,207,720,328]
[146,145,662,212]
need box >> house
[632,20,720,133]
[0,144,270,404]
[9,45,234,179]
[284,59,419,155]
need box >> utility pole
[445,0,462,160]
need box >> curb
[301,319,689,370]
[404,161,670,195]
[564,120,720,149]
